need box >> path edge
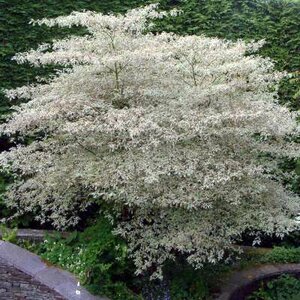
[0,240,108,300]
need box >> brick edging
[0,241,108,300]
[216,263,300,300]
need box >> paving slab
[0,241,107,300]
[0,241,46,276]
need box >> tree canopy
[0,5,299,278]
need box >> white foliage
[1,4,299,278]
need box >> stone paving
[0,257,66,300]
[0,229,70,242]
[0,241,106,300]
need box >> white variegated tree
[1,4,299,278]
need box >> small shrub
[262,247,300,264]
[36,217,142,300]
[247,274,300,300]
[168,266,210,300]
[0,224,17,243]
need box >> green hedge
[0,0,299,117]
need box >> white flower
[75,282,81,295]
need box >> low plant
[262,246,300,264]
[32,217,233,300]
[166,263,211,300]
[0,224,17,243]
[247,274,300,300]
[36,216,142,300]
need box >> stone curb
[215,263,300,300]
[0,228,69,242]
[0,241,108,300]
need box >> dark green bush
[166,264,210,300]
[35,216,142,300]
[262,246,300,264]
[247,274,300,300]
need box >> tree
[0,4,299,278]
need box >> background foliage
[247,274,300,300]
